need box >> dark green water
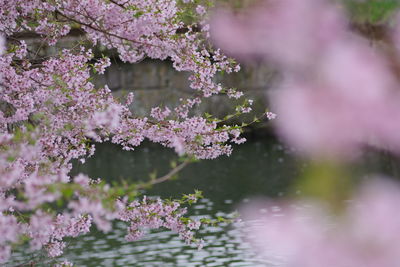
[9,138,400,266]
[65,138,297,267]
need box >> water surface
[9,138,400,266]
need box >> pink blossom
[150,106,171,121]
[93,57,111,74]
[265,112,277,120]
[46,241,66,258]
[196,5,206,15]
[126,92,134,106]
[14,40,27,59]
[227,88,244,99]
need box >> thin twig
[136,160,190,189]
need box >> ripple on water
[54,201,277,266]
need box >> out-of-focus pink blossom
[212,0,400,158]
[272,37,400,157]
[171,136,185,155]
[211,0,346,68]
[243,179,400,267]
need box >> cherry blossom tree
[0,0,265,264]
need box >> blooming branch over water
[0,0,262,264]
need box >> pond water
[8,137,400,266]
[67,138,297,267]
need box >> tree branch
[136,160,190,190]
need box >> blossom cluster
[118,196,202,246]
[0,0,255,264]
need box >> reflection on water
[9,138,400,266]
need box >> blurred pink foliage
[211,0,400,159]
[243,179,400,267]
[211,0,400,265]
